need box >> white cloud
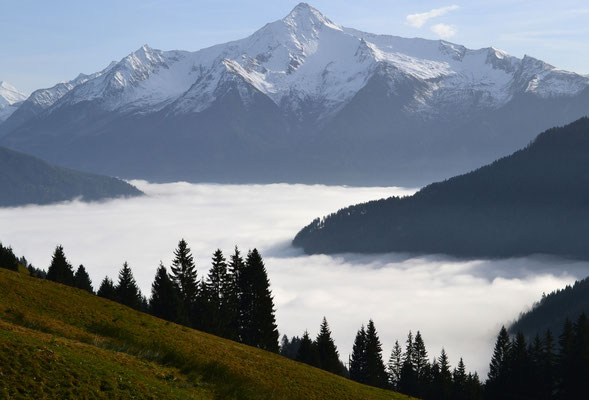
[431,23,458,39]
[406,5,460,28]
[0,181,587,377]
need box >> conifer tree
[388,340,403,390]
[170,239,199,325]
[350,325,367,383]
[435,348,453,400]
[97,276,116,301]
[452,358,467,400]
[364,320,388,388]
[46,245,74,286]
[226,246,245,341]
[73,264,93,293]
[239,249,279,352]
[399,331,418,396]
[149,262,181,322]
[315,317,343,375]
[486,326,510,398]
[296,330,319,366]
[204,249,231,336]
[413,331,429,379]
[115,262,142,309]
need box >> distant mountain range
[0,81,27,122]
[0,146,142,207]
[1,3,588,185]
[293,117,589,259]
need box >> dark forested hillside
[510,276,589,339]
[0,146,142,207]
[293,117,589,259]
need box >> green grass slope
[0,269,412,400]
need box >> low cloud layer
[1,181,587,377]
[406,5,460,28]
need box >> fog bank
[0,181,586,376]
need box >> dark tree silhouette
[315,317,343,375]
[73,264,93,293]
[46,245,74,286]
[149,262,181,322]
[364,320,388,388]
[296,330,319,367]
[387,340,403,390]
[97,276,116,301]
[350,325,367,383]
[170,239,199,325]
[115,262,142,309]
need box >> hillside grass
[0,268,413,400]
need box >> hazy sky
[1,0,588,93]
[1,181,587,376]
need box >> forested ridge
[294,117,589,259]
[0,145,142,207]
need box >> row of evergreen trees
[281,320,483,399]
[487,315,589,399]
[40,240,280,352]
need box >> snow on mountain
[15,2,589,123]
[0,81,27,122]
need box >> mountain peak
[283,2,340,31]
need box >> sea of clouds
[1,180,588,376]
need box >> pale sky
[1,0,589,94]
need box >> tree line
[3,241,589,398]
[9,240,279,352]
[281,320,483,399]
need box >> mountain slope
[0,268,411,400]
[1,3,588,185]
[293,117,589,259]
[509,276,589,340]
[0,81,27,122]
[0,146,142,207]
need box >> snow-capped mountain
[0,82,27,122]
[1,3,589,185]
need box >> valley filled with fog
[1,181,588,376]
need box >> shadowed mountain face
[1,3,589,186]
[0,146,142,207]
[293,117,589,259]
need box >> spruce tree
[97,276,116,301]
[364,319,388,388]
[46,245,74,286]
[296,330,319,366]
[388,340,403,390]
[436,348,453,400]
[486,326,510,398]
[204,249,231,336]
[413,331,429,381]
[239,249,279,352]
[226,246,245,341]
[315,317,343,375]
[73,264,93,293]
[149,262,181,322]
[350,325,367,383]
[170,239,199,325]
[399,331,417,396]
[558,318,574,398]
[115,262,142,309]
[452,358,467,400]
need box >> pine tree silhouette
[115,262,142,309]
[296,330,319,367]
[315,317,343,375]
[170,239,199,325]
[350,325,367,383]
[364,319,388,388]
[73,264,93,293]
[387,340,403,390]
[149,262,181,322]
[97,276,116,301]
[46,245,74,286]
